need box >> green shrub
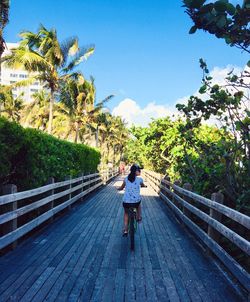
[0,118,100,190]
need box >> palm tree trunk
[48,89,55,134]
[113,146,116,166]
[74,121,80,143]
[95,125,99,148]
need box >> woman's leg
[124,209,128,232]
[137,204,142,220]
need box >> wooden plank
[151,199,209,302]
[134,269,147,302]
[113,269,126,302]
[139,211,159,302]
[89,268,109,302]
[66,219,114,301]
[160,192,250,293]
[31,218,100,302]
[19,267,55,301]
[143,194,190,302]
[49,183,118,302]
[72,194,119,301]
[101,271,116,302]
[40,190,115,302]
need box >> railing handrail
[0,171,102,205]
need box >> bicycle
[127,206,138,250]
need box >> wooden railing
[142,169,250,292]
[0,168,119,251]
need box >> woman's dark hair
[128,164,140,183]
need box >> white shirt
[123,176,143,203]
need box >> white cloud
[112,65,249,128]
[112,98,173,127]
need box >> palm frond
[10,75,36,88]
[95,94,114,109]
[61,37,79,64]
[3,46,50,71]
[62,46,95,73]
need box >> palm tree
[93,112,128,166]
[22,90,50,130]
[108,116,129,165]
[3,24,94,134]
[0,0,10,116]
[0,85,24,122]
[58,74,113,143]
[56,74,95,142]
[0,0,10,82]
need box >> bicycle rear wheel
[130,216,135,250]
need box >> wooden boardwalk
[0,176,245,302]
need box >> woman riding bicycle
[117,164,147,236]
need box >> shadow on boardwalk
[0,176,245,302]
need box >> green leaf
[189,25,197,34]
[214,1,228,12]
[190,0,206,9]
[225,36,232,44]
[226,3,236,15]
[216,16,227,28]
[247,60,250,67]
[235,121,241,131]
[199,85,207,94]
[183,0,193,6]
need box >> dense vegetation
[0,117,100,190]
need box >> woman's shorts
[123,201,141,213]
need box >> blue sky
[5,0,248,122]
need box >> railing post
[207,192,224,243]
[46,177,55,223]
[105,170,108,184]
[2,184,17,249]
[102,170,105,185]
[87,172,91,192]
[80,173,84,201]
[65,176,72,210]
[182,183,193,219]
[173,180,181,208]
[162,175,171,199]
